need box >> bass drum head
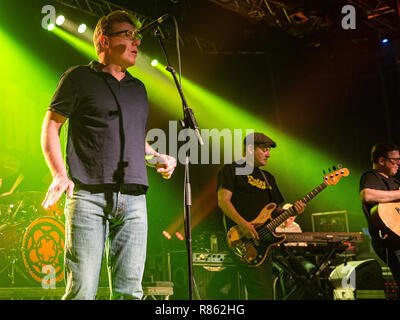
[21,217,65,285]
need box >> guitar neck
[299,181,328,204]
[267,181,328,231]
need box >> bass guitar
[226,167,350,267]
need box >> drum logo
[22,217,65,286]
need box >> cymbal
[0,191,64,219]
[0,153,20,178]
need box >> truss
[51,0,223,53]
[347,0,399,34]
[208,0,334,39]
[208,0,400,38]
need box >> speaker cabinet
[329,259,385,299]
[170,251,244,300]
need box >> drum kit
[0,154,65,287]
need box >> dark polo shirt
[48,61,149,194]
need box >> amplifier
[193,251,234,267]
[170,250,243,300]
[329,259,386,299]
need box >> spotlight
[162,230,171,240]
[78,24,87,33]
[56,15,65,26]
[175,232,184,241]
[47,23,55,31]
[151,59,158,67]
[381,38,389,44]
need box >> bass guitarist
[217,132,306,299]
[359,142,400,284]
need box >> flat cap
[244,132,276,148]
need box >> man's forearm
[145,142,160,156]
[41,119,67,178]
[361,188,400,203]
[218,199,249,227]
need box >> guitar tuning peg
[323,170,326,175]
[333,166,337,171]
[328,168,331,173]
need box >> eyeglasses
[384,157,400,164]
[106,30,142,41]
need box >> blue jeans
[62,189,147,300]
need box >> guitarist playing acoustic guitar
[217,132,306,300]
[360,142,400,285]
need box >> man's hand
[155,154,177,179]
[238,220,259,241]
[293,200,306,214]
[42,173,74,209]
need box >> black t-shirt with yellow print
[217,161,284,230]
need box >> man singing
[41,10,176,300]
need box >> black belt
[76,183,147,196]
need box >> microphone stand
[153,26,203,300]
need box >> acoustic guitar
[370,202,400,248]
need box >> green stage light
[56,15,65,26]
[150,60,366,234]
[0,27,61,156]
[151,59,158,67]
[52,27,96,58]
[78,24,86,34]
[47,23,55,31]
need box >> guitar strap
[259,168,287,226]
[259,168,272,192]
[223,212,228,233]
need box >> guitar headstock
[323,166,350,185]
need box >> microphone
[138,14,169,34]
